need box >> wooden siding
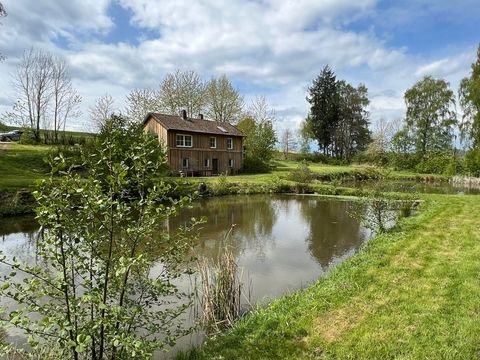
[143,117,244,175]
[144,117,168,145]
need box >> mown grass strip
[179,195,480,359]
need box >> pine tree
[306,65,339,155]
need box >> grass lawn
[180,194,480,359]
[0,143,51,189]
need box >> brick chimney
[180,109,187,120]
[198,113,204,120]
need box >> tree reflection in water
[1,195,370,304]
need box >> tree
[298,118,313,155]
[90,93,116,131]
[51,57,82,141]
[404,76,457,156]
[306,65,339,155]
[0,116,197,359]
[334,81,371,160]
[11,49,55,139]
[205,75,243,123]
[5,49,80,141]
[158,70,206,117]
[458,45,480,147]
[237,97,277,172]
[280,128,297,160]
[125,88,161,122]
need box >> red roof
[144,113,244,137]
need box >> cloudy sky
[0,0,478,133]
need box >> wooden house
[143,110,245,176]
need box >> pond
[341,179,480,195]
[0,194,371,357]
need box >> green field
[0,143,51,189]
[179,194,480,359]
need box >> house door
[212,158,219,175]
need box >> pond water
[341,179,480,195]
[0,195,371,357]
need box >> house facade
[143,111,245,175]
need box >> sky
[0,0,478,134]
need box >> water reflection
[1,195,370,303]
[168,195,369,301]
[0,195,372,358]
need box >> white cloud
[0,0,477,135]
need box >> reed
[450,175,480,188]
[195,226,245,334]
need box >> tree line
[300,45,480,176]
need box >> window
[204,158,210,168]
[227,138,233,149]
[209,137,216,148]
[176,134,192,147]
[182,158,189,168]
[228,159,234,168]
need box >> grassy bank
[0,143,50,189]
[179,195,480,359]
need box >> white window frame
[228,159,234,168]
[182,158,189,169]
[204,158,210,168]
[209,137,216,148]
[176,134,193,148]
[226,138,233,150]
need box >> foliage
[89,94,116,132]
[458,45,480,146]
[306,66,371,159]
[159,70,207,118]
[414,151,456,175]
[348,180,417,233]
[306,65,338,154]
[125,88,161,123]
[286,161,314,184]
[5,49,81,139]
[237,115,277,173]
[0,117,199,359]
[403,76,457,156]
[464,147,480,177]
[213,173,230,195]
[280,128,297,160]
[205,75,244,123]
[18,128,36,145]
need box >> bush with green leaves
[0,116,199,359]
[348,184,418,234]
[464,148,480,177]
[18,128,37,145]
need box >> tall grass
[450,175,480,188]
[194,226,246,334]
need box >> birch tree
[205,75,243,123]
[158,70,206,117]
[89,93,116,131]
[125,88,161,122]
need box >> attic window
[216,125,228,133]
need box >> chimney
[198,113,204,120]
[180,109,187,120]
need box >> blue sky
[0,0,478,133]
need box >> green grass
[179,194,480,359]
[0,143,51,189]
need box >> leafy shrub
[464,148,480,177]
[19,128,37,145]
[287,161,314,184]
[415,151,454,174]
